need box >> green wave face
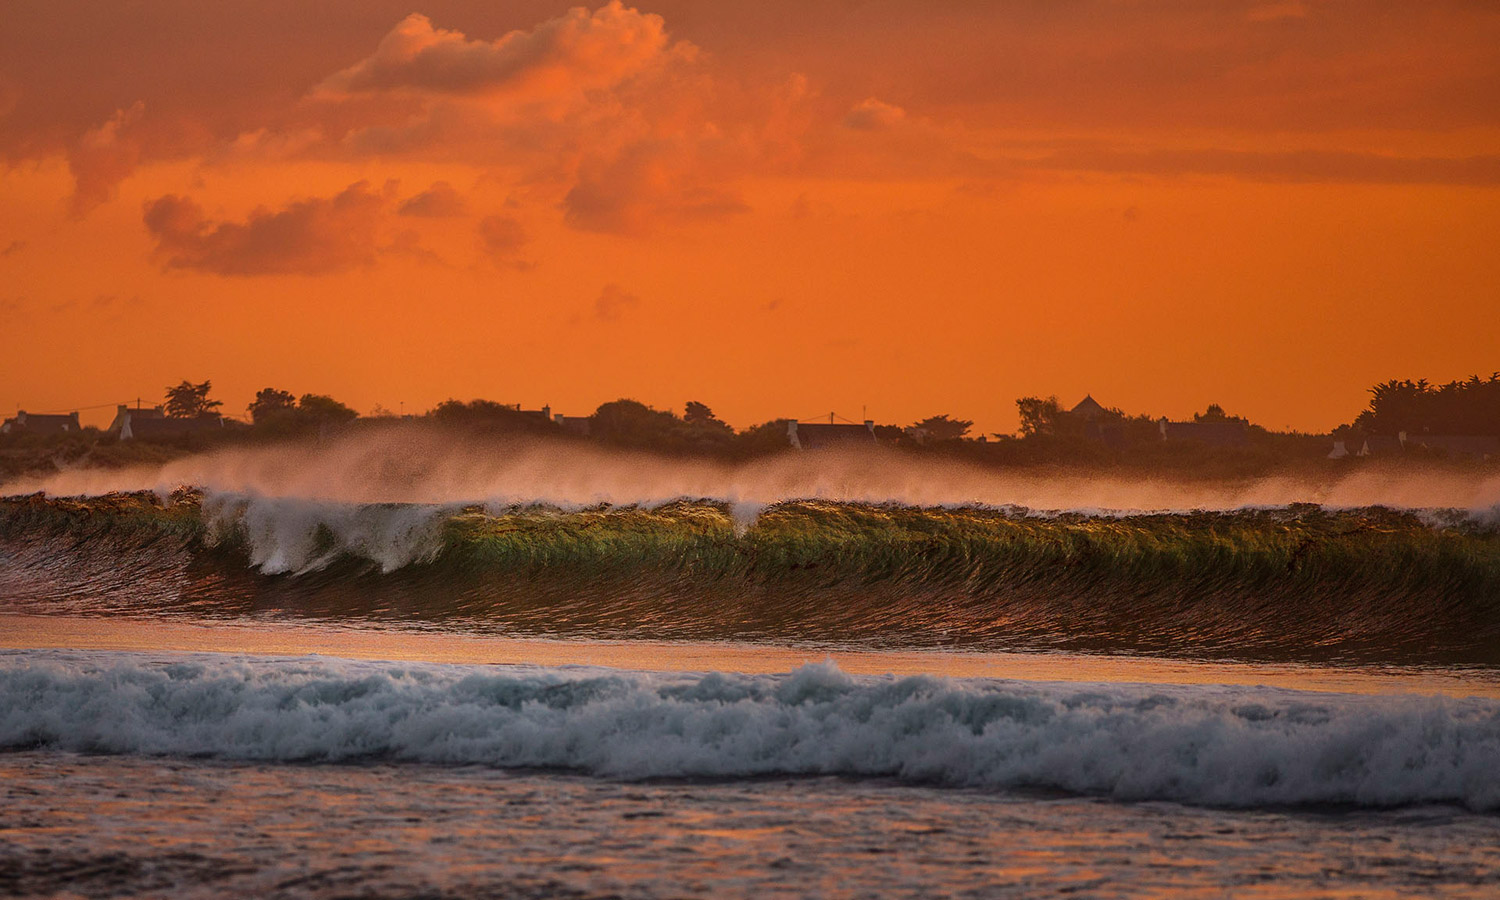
[3,491,1499,664]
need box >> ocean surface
[3,460,1499,898]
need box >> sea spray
[202,492,451,574]
[6,426,1500,513]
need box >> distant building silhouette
[1070,395,1107,420]
[787,420,877,450]
[1331,432,1497,460]
[1070,395,1128,448]
[118,410,223,441]
[108,404,165,436]
[1358,435,1404,456]
[1,411,81,436]
[553,412,592,436]
[1158,418,1249,447]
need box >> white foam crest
[202,492,449,574]
[3,653,1498,811]
[5,425,1499,516]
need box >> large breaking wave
[2,652,1497,811]
[4,490,1500,663]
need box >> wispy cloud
[594,283,640,321]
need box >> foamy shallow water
[3,646,1499,898]
[4,649,1499,809]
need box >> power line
[793,410,869,425]
[13,395,171,416]
[17,400,135,414]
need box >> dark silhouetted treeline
[1349,375,1500,437]
[4,373,1497,484]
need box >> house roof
[109,405,165,432]
[3,411,81,435]
[125,415,224,439]
[791,422,876,450]
[1070,395,1107,418]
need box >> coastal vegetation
[3,374,1497,484]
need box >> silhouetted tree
[1192,404,1249,426]
[248,388,296,423]
[684,400,734,446]
[246,388,358,434]
[736,418,795,454]
[296,394,359,427]
[164,380,222,418]
[1015,396,1062,437]
[591,399,690,450]
[1351,374,1500,436]
[429,399,556,435]
[684,401,723,429]
[912,414,973,441]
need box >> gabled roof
[1070,395,1107,418]
[2,411,81,435]
[124,415,224,440]
[789,422,876,450]
[108,405,165,432]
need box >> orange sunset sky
[2,0,1498,433]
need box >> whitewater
[4,651,1499,811]
[2,647,1499,898]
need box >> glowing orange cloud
[144,182,391,276]
[316,5,674,99]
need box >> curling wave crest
[201,493,452,574]
[3,653,1498,811]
